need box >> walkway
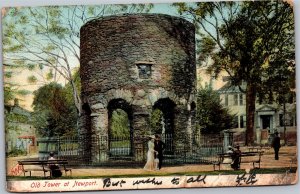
[6,146,298,177]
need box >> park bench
[213,151,263,171]
[18,159,72,177]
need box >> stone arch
[152,98,176,154]
[107,98,133,157]
[148,88,180,106]
[106,89,134,106]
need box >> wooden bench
[213,151,263,171]
[18,159,72,177]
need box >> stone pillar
[90,109,109,163]
[132,106,151,161]
[257,115,261,129]
[223,130,232,152]
[173,106,190,154]
[78,112,92,163]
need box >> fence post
[223,130,232,152]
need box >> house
[217,79,296,145]
[5,99,37,155]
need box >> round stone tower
[80,14,196,163]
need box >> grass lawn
[110,140,130,148]
[6,167,297,181]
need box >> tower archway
[152,98,176,154]
[107,99,133,158]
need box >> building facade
[218,81,296,145]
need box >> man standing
[154,134,165,170]
[231,145,241,170]
[272,132,281,160]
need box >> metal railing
[37,133,225,167]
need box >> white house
[217,79,296,145]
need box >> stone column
[257,115,261,129]
[78,112,92,164]
[131,106,151,162]
[173,106,190,155]
[223,130,233,152]
[90,109,109,163]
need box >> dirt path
[6,146,298,177]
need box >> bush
[7,148,27,157]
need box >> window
[234,94,238,105]
[225,95,229,106]
[137,64,152,79]
[289,116,294,126]
[240,115,246,128]
[233,116,239,128]
[279,114,284,127]
[239,94,243,106]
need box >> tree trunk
[69,78,82,116]
[245,83,256,146]
[283,102,287,145]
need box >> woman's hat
[149,135,155,139]
[228,146,233,150]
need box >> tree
[110,109,130,138]
[174,1,294,145]
[32,82,77,137]
[150,109,164,134]
[196,83,235,134]
[2,4,153,116]
[3,63,31,105]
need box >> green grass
[6,167,297,181]
[110,140,130,148]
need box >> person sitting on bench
[48,152,62,178]
[223,146,234,170]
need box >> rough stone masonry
[80,14,196,163]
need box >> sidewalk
[6,146,298,177]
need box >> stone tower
[80,14,196,163]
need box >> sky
[1,2,188,110]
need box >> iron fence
[37,133,226,167]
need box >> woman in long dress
[144,136,157,171]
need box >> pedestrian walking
[272,132,281,160]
